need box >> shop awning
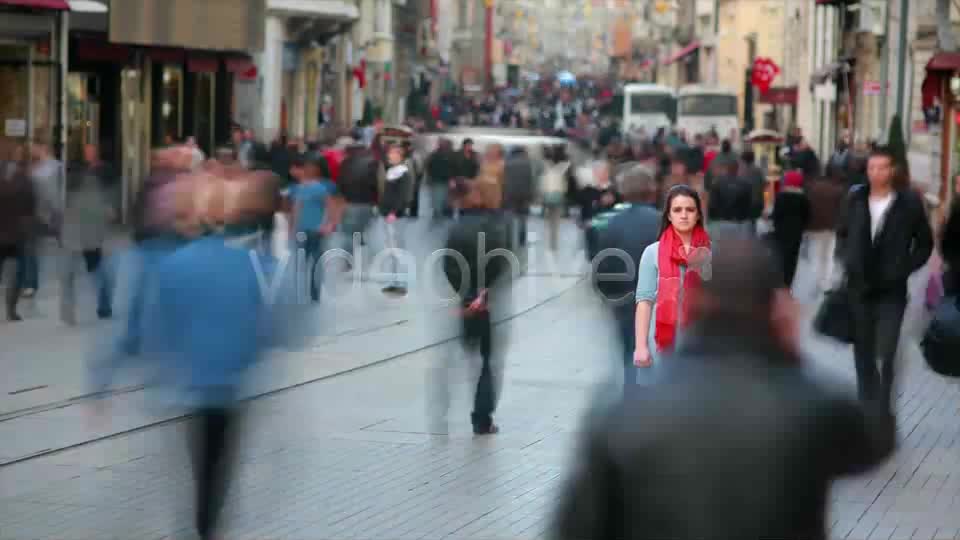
[0,0,69,9]
[187,54,218,73]
[267,0,358,20]
[758,86,798,105]
[661,41,700,65]
[226,56,258,80]
[920,53,960,110]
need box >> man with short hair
[591,165,660,393]
[555,232,896,540]
[837,147,933,411]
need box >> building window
[375,0,391,35]
[459,0,471,29]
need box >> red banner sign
[751,57,781,95]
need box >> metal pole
[894,0,909,120]
[59,11,69,210]
[27,43,35,144]
[878,0,892,141]
[712,0,719,83]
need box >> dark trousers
[850,292,907,410]
[463,309,496,430]
[301,232,326,302]
[616,310,637,394]
[0,243,23,318]
[774,236,803,288]
[188,407,238,540]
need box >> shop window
[159,66,183,144]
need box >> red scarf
[655,224,711,352]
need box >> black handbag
[922,295,960,377]
[814,285,854,344]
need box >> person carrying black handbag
[835,147,933,412]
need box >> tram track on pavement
[0,278,581,468]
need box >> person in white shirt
[835,147,933,412]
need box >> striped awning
[0,0,69,9]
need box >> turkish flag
[353,59,367,89]
[751,57,780,95]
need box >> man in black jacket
[554,232,896,540]
[837,147,933,410]
[590,165,660,393]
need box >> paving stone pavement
[1,242,959,540]
[0,217,591,464]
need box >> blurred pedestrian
[634,185,711,379]
[59,143,116,324]
[592,165,660,393]
[0,158,35,321]
[805,174,846,293]
[380,144,413,295]
[837,147,933,411]
[20,141,62,297]
[435,170,515,435]
[770,169,811,288]
[425,138,458,220]
[541,145,573,251]
[288,152,344,303]
[554,231,896,540]
[92,172,282,540]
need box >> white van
[676,85,740,140]
[622,83,677,136]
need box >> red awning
[225,56,257,80]
[76,38,132,63]
[145,48,185,63]
[187,54,218,73]
[758,86,798,105]
[661,41,700,66]
[0,0,69,9]
[927,52,960,72]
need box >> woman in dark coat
[770,169,811,288]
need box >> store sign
[4,119,26,137]
[109,0,266,52]
[863,81,883,96]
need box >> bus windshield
[628,93,675,115]
[678,94,738,116]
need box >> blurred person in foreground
[433,158,515,435]
[553,232,896,540]
[590,164,660,394]
[120,145,196,354]
[92,170,282,540]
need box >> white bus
[676,85,740,141]
[622,83,677,135]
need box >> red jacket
[322,148,345,182]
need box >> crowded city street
[0,214,954,540]
[4,0,960,539]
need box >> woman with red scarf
[632,185,712,383]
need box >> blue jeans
[299,232,327,302]
[339,204,374,256]
[17,239,39,291]
[430,183,449,218]
[58,248,114,319]
[616,310,637,394]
